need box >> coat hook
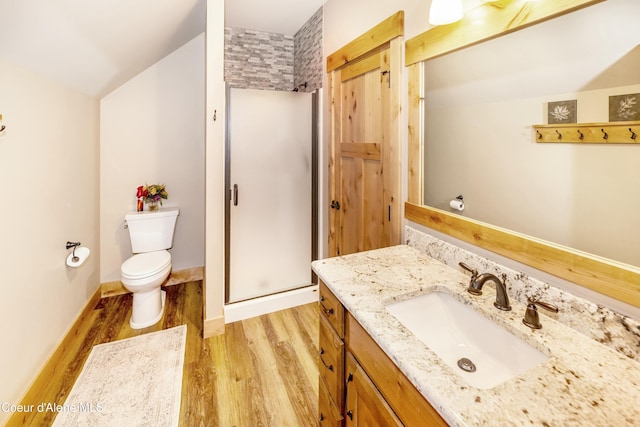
[536,130,542,139]
[0,125,5,132]
[555,130,562,140]
[577,130,584,140]
[630,128,637,140]
[601,128,608,140]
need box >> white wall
[0,59,99,424]
[425,83,640,266]
[205,0,226,327]
[100,34,205,283]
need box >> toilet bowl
[121,207,179,329]
[121,250,172,329]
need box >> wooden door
[327,13,403,257]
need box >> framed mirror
[405,0,640,307]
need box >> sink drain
[457,357,477,373]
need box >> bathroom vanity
[312,245,640,426]
[318,279,446,426]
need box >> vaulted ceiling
[0,0,324,98]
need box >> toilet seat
[121,251,171,280]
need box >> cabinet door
[346,313,449,427]
[345,352,403,427]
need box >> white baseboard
[224,285,319,323]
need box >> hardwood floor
[10,281,320,427]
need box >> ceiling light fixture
[429,0,464,26]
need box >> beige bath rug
[52,325,186,427]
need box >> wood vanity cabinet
[319,281,345,427]
[318,280,449,427]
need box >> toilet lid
[121,251,171,279]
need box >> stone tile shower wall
[294,7,323,92]
[225,28,294,91]
[225,7,323,93]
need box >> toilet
[121,207,179,329]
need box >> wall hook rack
[532,121,640,144]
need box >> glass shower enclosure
[225,87,314,304]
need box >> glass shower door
[227,88,312,303]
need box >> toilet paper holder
[66,241,81,262]
[449,195,465,212]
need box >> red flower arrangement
[135,184,168,211]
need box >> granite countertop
[311,245,640,427]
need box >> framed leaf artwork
[548,100,577,124]
[609,93,639,122]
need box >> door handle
[233,184,239,206]
[330,200,340,210]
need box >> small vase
[148,201,159,211]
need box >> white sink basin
[386,291,548,389]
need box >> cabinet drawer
[319,281,344,338]
[319,377,343,427]
[319,314,344,409]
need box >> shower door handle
[233,184,239,206]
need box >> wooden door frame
[327,11,404,256]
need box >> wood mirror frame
[404,0,640,308]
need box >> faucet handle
[458,262,478,279]
[522,298,558,329]
[533,299,558,313]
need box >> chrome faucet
[459,262,511,311]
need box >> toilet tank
[125,208,179,253]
